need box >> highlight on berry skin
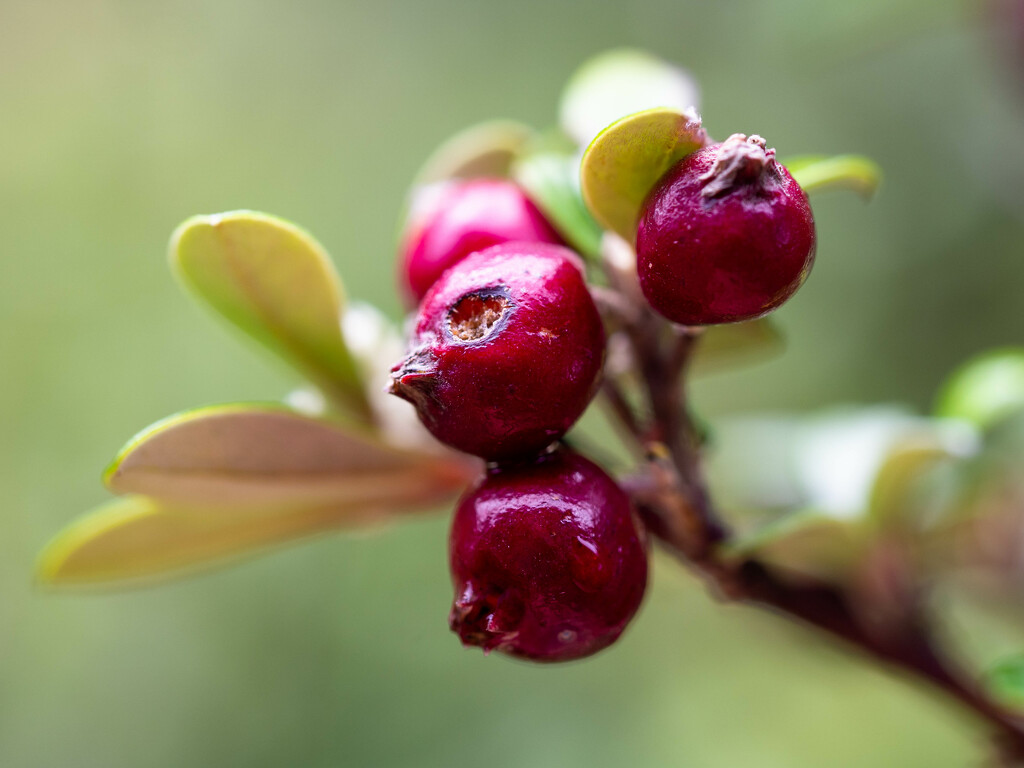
[448,448,648,662]
[24,14,1024,768]
[636,133,817,326]
[36,48,882,671]
[397,178,564,306]
[388,241,605,462]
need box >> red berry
[389,243,605,460]
[449,448,648,661]
[399,178,564,305]
[636,134,816,325]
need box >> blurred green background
[3,1,1024,766]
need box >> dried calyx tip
[447,291,511,342]
[700,133,776,198]
[387,346,436,406]
[450,586,522,653]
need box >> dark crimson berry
[389,242,605,461]
[449,448,648,662]
[636,133,816,325]
[398,178,564,305]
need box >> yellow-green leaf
[512,151,603,259]
[414,120,535,185]
[723,509,865,583]
[170,211,372,421]
[867,442,954,527]
[935,348,1024,429]
[783,154,882,200]
[986,656,1024,710]
[40,404,479,587]
[691,319,784,376]
[104,403,475,506]
[580,108,708,241]
[560,48,700,148]
[37,495,404,588]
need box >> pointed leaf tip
[783,155,882,201]
[41,403,478,587]
[170,211,372,421]
[35,495,386,588]
[103,403,473,507]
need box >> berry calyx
[398,178,565,305]
[449,448,648,661]
[389,242,605,460]
[636,133,816,325]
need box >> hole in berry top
[447,289,513,342]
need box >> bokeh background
[3,1,1024,766]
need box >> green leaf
[512,151,603,259]
[985,656,1024,709]
[783,155,882,200]
[37,495,397,588]
[580,108,707,241]
[690,319,784,376]
[723,508,820,556]
[414,120,535,185]
[713,408,979,581]
[103,403,474,506]
[723,508,865,583]
[560,49,700,148]
[170,211,372,422]
[38,405,478,587]
[935,348,1024,429]
[866,442,957,527]
[710,408,970,519]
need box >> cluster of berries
[389,134,815,661]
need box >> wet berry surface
[637,134,816,326]
[449,449,648,661]
[399,178,564,305]
[390,242,605,460]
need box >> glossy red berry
[636,133,816,326]
[449,448,648,662]
[389,242,605,460]
[398,178,564,305]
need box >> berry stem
[599,245,1024,764]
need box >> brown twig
[599,378,644,445]
[604,278,1024,763]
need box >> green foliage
[690,319,784,376]
[579,107,708,241]
[512,150,603,258]
[712,407,977,581]
[38,403,472,586]
[10,13,1021,766]
[783,155,883,200]
[986,656,1024,709]
[171,212,372,422]
[936,348,1024,429]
